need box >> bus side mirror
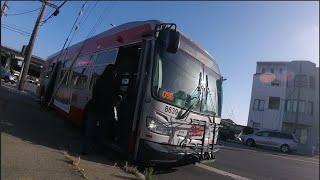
[166,30,180,53]
[158,29,180,54]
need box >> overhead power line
[42,1,60,20]
[41,1,67,25]
[48,2,115,105]
[2,25,30,36]
[5,7,40,16]
[2,22,32,32]
[55,1,89,63]
[1,23,31,36]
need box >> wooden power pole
[0,0,8,18]
[17,0,59,91]
[17,1,47,90]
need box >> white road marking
[268,153,319,165]
[195,163,251,180]
[222,146,319,165]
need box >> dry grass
[62,151,88,179]
[120,161,145,180]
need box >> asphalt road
[1,84,319,180]
[152,142,319,180]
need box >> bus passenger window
[89,66,106,90]
[94,49,118,65]
[75,55,93,67]
[71,67,89,89]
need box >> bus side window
[58,69,69,86]
[94,49,118,65]
[88,48,119,90]
[89,66,106,90]
[71,66,90,89]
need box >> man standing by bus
[82,64,120,155]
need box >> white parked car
[242,130,298,153]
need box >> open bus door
[44,62,62,104]
[108,44,143,155]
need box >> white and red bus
[39,20,223,164]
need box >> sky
[1,1,319,125]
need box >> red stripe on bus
[48,24,151,63]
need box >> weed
[62,151,88,179]
[143,167,154,180]
[121,161,145,179]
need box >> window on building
[261,68,265,73]
[309,76,315,89]
[268,97,280,110]
[253,99,265,111]
[286,100,299,113]
[279,68,283,74]
[298,101,305,113]
[270,68,274,73]
[294,74,308,87]
[306,101,314,115]
[271,79,280,86]
[292,100,297,112]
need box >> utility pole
[17,0,59,91]
[0,0,8,18]
[1,0,9,87]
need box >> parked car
[0,67,16,84]
[237,126,258,142]
[242,130,298,153]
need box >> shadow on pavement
[0,86,124,168]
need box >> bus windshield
[152,43,220,116]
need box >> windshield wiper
[176,72,203,119]
[204,74,216,116]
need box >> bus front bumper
[137,140,220,164]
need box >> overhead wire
[60,1,94,61]
[1,22,32,32]
[5,7,40,16]
[41,1,67,26]
[60,1,99,58]
[52,1,88,64]
[1,25,30,37]
[48,1,116,105]
[1,23,31,36]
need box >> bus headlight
[146,117,172,136]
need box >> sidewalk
[0,85,140,180]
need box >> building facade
[1,45,44,78]
[247,61,319,154]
